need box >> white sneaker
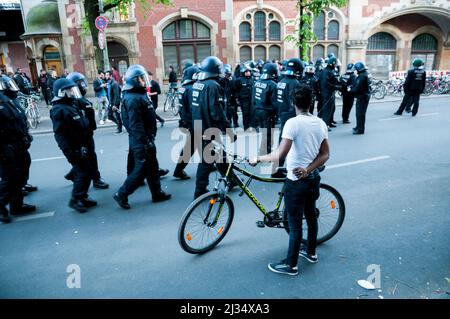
[99,120,105,125]
[106,119,113,123]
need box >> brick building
[11,0,450,85]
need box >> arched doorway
[108,41,129,76]
[411,33,438,70]
[366,32,397,78]
[43,45,62,76]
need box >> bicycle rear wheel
[283,183,345,245]
[163,94,171,112]
[178,192,234,254]
[26,106,38,129]
[171,98,180,116]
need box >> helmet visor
[0,80,6,91]
[137,73,151,88]
[58,86,82,99]
[7,78,20,92]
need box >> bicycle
[17,92,41,129]
[177,143,345,254]
[163,86,180,116]
[370,78,387,100]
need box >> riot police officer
[318,57,341,130]
[50,78,97,213]
[303,63,319,114]
[235,64,254,131]
[220,64,239,128]
[114,65,171,209]
[252,62,279,156]
[349,62,371,135]
[394,58,426,116]
[64,72,109,189]
[340,63,357,124]
[191,56,233,199]
[173,65,200,180]
[272,58,303,177]
[0,76,36,223]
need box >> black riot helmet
[182,65,200,86]
[197,56,223,81]
[285,58,304,77]
[260,63,279,80]
[52,78,82,103]
[346,63,355,72]
[0,74,20,93]
[66,72,88,96]
[122,64,151,91]
[354,62,367,73]
[223,64,232,75]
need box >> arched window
[327,20,339,40]
[240,22,251,42]
[312,44,324,61]
[240,46,252,62]
[162,19,211,77]
[367,32,397,78]
[254,45,266,61]
[269,45,281,61]
[412,33,438,70]
[313,11,325,40]
[327,44,339,58]
[254,11,266,41]
[238,9,283,61]
[269,21,281,41]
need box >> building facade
[11,0,450,85]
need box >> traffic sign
[95,16,108,31]
[98,31,105,50]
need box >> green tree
[83,0,173,69]
[286,0,348,61]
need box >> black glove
[80,146,89,159]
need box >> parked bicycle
[178,142,345,254]
[370,78,387,100]
[386,77,404,96]
[163,85,179,116]
[17,92,41,129]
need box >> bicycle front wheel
[283,183,345,245]
[27,107,38,129]
[163,94,171,112]
[171,99,180,116]
[178,192,235,254]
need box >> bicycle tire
[282,183,345,245]
[178,191,235,254]
[171,99,180,116]
[27,106,38,129]
[163,94,171,112]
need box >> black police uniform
[395,67,426,116]
[0,94,33,220]
[340,70,357,123]
[235,74,254,130]
[318,65,340,127]
[50,99,93,203]
[191,76,231,198]
[302,72,319,114]
[350,70,371,134]
[118,88,167,201]
[252,77,278,155]
[220,75,239,127]
[276,76,300,139]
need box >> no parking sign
[95,16,108,31]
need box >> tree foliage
[285,0,348,61]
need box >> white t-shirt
[281,114,328,181]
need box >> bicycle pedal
[256,221,265,228]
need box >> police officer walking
[394,58,426,116]
[50,78,97,213]
[252,63,279,156]
[0,75,36,223]
[191,56,233,199]
[318,57,341,131]
[273,58,303,178]
[64,72,109,190]
[234,65,254,131]
[114,65,171,209]
[173,65,200,180]
[349,62,371,135]
[303,63,319,114]
[340,63,357,124]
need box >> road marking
[327,156,391,170]
[379,113,439,121]
[32,156,65,162]
[1,211,55,224]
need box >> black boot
[113,193,131,210]
[159,168,169,177]
[23,184,38,192]
[152,191,172,203]
[10,203,36,216]
[0,206,12,224]
[173,169,190,180]
[64,171,74,181]
[93,178,109,189]
[69,199,88,213]
[81,197,97,208]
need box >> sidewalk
[29,93,449,135]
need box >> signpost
[97,0,110,70]
[98,30,105,50]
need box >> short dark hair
[104,70,112,75]
[293,83,313,112]
[98,70,104,75]
[147,70,153,75]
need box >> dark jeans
[284,176,321,268]
[397,92,421,115]
[120,146,161,199]
[342,93,354,122]
[355,95,370,133]
[108,106,123,131]
[239,99,252,130]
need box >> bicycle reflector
[209,198,217,205]
[331,200,336,209]
[217,227,223,235]
[186,233,192,241]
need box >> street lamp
[98,0,110,71]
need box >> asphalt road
[1,96,449,299]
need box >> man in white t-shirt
[250,83,330,276]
